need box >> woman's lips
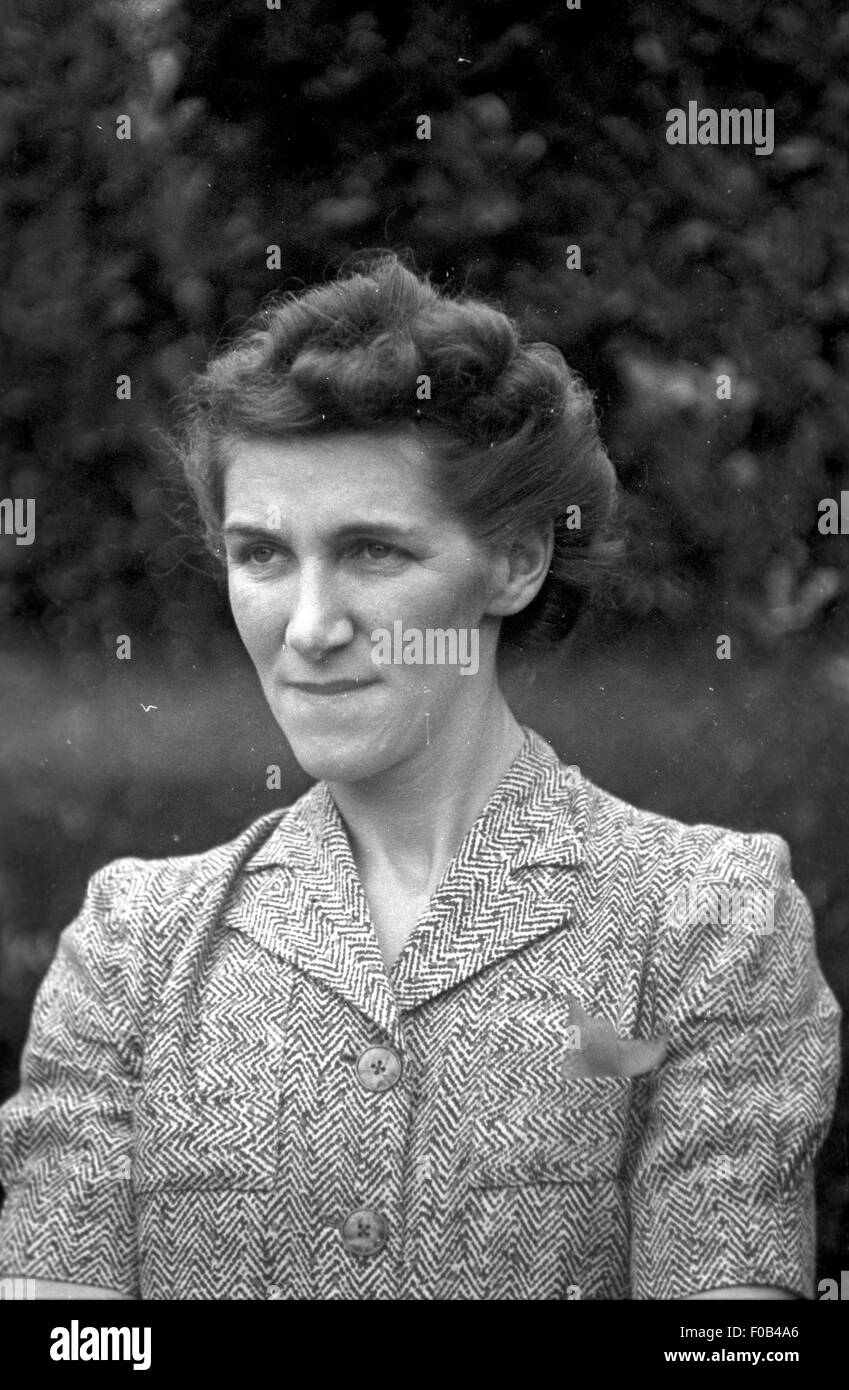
[285,678,380,695]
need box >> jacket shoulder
[83,791,317,930]
[577,773,793,892]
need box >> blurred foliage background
[1,0,848,1279]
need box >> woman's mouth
[285,678,380,696]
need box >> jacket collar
[248,729,588,873]
[232,729,590,1038]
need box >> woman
[0,255,840,1300]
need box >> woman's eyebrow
[222,522,282,541]
[334,521,425,542]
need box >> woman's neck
[327,699,526,895]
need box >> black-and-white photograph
[1,0,847,1348]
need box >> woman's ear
[485,521,554,619]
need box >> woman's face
[222,428,512,783]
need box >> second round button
[355,1044,402,1092]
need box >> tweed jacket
[0,728,840,1300]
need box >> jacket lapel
[235,794,400,1038]
[391,744,590,1009]
[230,731,590,1031]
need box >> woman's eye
[353,540,403,563]
[250,545,278,564]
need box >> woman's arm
[627,828,841,1300]
[0,860,144,1297]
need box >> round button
[341,1208,389,1257]
[355,1044,402,1092]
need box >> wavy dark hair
[176,252,621,653]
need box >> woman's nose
[284,566,354,659]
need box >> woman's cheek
[386,572,484,631]
[229,576,283,658]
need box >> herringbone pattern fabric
[0,728,841,1299]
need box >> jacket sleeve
[0,860,147,1295]
[627,829,842,1300]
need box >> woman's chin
[280,721,412,786]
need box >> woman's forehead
[222,429,444,518]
